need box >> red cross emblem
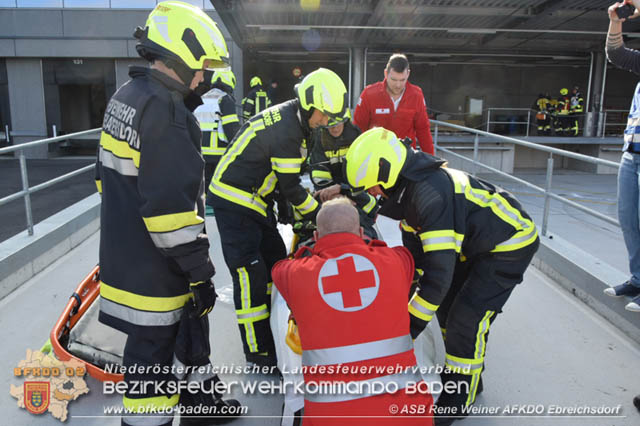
[318,254,379,311]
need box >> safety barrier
[431,119,620,237]
[0,128,101,236]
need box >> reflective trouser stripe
[408,294,439,322]
[236,304,269,324]
[237,267,258,353]
[304,370,423,403]
[100,297,183,327]
[419,230,463,253]
[95,179,102,193]
[468,310,494,406]
[444,354,483,375]
[302,334,412,366]
[491,226,538,252]
[266,281,273,295]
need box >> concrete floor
[1,215,639,425]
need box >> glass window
[64,0,109,7]
[110,0,155,8]
[16,0,63,7]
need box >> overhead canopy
[210,0,640,66]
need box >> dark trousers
[204,158,221,206]
[121,316,219,426]
[435,239,539,412]
[214,207,287,358]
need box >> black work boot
[179,378,244,425]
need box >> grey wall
[6,58,47,158]
[0,59,9,132]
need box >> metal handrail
[431,119,620,236]
[0,127,101,236]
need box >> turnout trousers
[121,317,219,426]
[434,238,539,414]
[214,206,287,362]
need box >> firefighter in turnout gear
[533,93,551,135]
[193,68,240,214]
[208,67,348,366]
[570,85,584,136]
[556,87,572,136]
[309,110,380,239]
[344,127,540,425]
[242,76,271,121]
[94,2,240,425]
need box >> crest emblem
[24,382,50,415]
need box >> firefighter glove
[190,279,216,317]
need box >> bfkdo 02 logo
[24,382,50,415]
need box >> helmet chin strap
[165,58,196,89]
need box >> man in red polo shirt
[353,53,434,154]
[272,198,434,425]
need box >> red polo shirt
[353,80,434,154]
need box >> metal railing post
[52,124,57,138]
[473,134,479,176]
[434,122,438,152]
[19,151,34,236]
[526,110,531,137]
[486,109,491,133]
[542,154,554,237]
[601,111,607,138]
[4,125,9,145]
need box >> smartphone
[616,3,636,19]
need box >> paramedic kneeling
[272,198,434,425]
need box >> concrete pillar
[351,47,364,110]
[230,41,243,110]
[6,59,47,158]
[588,52,606,137]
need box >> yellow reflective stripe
[214,120,264,183]
[474,310,494,362]
[362,194,377,214]
[400,219,417,233]
[440,327,447,341]
[236,304,269,324]
[311,169,332,180]
[209,180,268,216]
[492,227,538,252]
[142,210,203,233]
[99,132,140,168]
[100,281,191,312]
[203,146,226,156]
[267,281,273,295]
[467,372,482,406]
[257,171,278,198]
[245,99,255,105]
[221,114,239,125]
[123,394,179,413]
[408,294,439,322]
[294,193,319,215]
[95,180,102,193]
[419,229,463,253]
[271,156,304,173]
[443,168,468,194]
[238,267,250,310]
[325,147,349,158]
[445,353,484,375]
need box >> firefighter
[94,3,241,425]
[344,127,540,425]
[242,76,271,121]
[208,67,348,367]
[309,110,379,239]
[272,198,434,425]
[533,93,551,135]
[556,87,572,136]
[193,68,240,215]
[570,85,584,136]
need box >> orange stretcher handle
[286,319,302,355]
[50,265,124,383]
